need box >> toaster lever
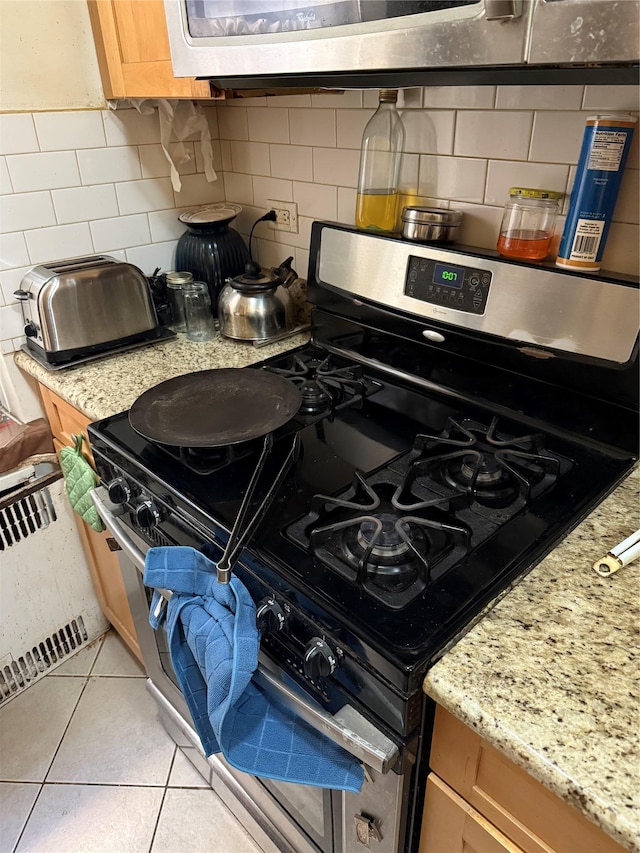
[13,289,31,300]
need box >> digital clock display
[433,262,464,289]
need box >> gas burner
[289,473,471,609]
[265,351,380,418]
[397,416,570,518]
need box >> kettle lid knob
[243,260,262,279]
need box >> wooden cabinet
[39,384,142,662]
[87,0,215,100]
[420,706,625,853]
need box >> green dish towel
[59,434,105,533]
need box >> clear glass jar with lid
[497,188,563,260]
[166,271,193,331]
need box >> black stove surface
[88,342,635,692]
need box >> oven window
[185,0,479,38]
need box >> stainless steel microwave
[164,0,639,88]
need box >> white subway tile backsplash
[148,210,189,244]
[173,173,226,207]
[485,160,569,206]
[202,106,219,139]
[52,185,119,224]
[312,91,362,109]
[0,115,39,155]
[612,170,639,225]
[231,141,271,177]
[252,175,293,209]
[336,110,375,150]
[455,111,532,160]
[2,192,56,232]
[256,236,297,268]
[226,96,268,108]
[272,216,313,250]
[217,107,249,141]
[140,143,197,179]
[496,86,583,111]
[337,187,357,225]
[418,156,487,203]
[24,222,93,263]
[601,222,639,277]
[0,232,30,270]
[220,141,233,172]
[423,87,495,110]
[292,182,337,220]
[116,178,175,215]
[247,108,289,144]
[295,247,310,277]
[404,110,455,155]
[6,151,81,193]
[453,203,503,251]
[0,266,31,304]
[223,172,254,206]
[290,109,336,148]
[529,112,587,164]
[77,146,142,184]
[90,214,150,253]
[34,112,106,151]
[313,148,359,188]
[582,86,640,112]
[0,157,12,194]
[270,144,313,182]
[267,94,312,108]
[103,108,162,146]
[0,302,24,341]
[126,240,178,275]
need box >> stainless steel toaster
[15,255,161,365]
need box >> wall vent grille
[0,486,57,550]
[0,616,88,704]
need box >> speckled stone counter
[424,466,640,852]
[14,330,310,422]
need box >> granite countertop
[424,465,640,852]
[14,330,310,422]
[15,332,639,850]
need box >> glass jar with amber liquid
[497,188,562,260]
[356,90,405,233]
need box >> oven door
[92,486,408,853]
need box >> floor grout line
[146,746,177,853]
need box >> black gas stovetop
[88,341,635,694]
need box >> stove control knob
[107,477,132,505]
[134,498,162,529]
[303,638,337,680]
[256,597,286,634]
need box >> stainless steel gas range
[89,222,639,853]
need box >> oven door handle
[91,485,399,775]
[254,658,399,774]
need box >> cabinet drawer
[420,774,523,853]
[430,707,625,853]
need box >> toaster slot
[48,256,116,273]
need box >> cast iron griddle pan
[128,368,302,447]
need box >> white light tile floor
[0,631,264,853]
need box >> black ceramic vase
[175,204,250,316]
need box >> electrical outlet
[267,200,298,234]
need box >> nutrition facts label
[587,131,628,171]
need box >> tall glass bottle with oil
[355,90,405,233]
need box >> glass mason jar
[165,271,193,332]
[497,188,562,261]
[183,282,216,342]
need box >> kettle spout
[273,256,297,288]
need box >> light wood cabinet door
[41,386,142,662]
[420,774,524,853]
[425,706,625,853]
[87,0,214,100]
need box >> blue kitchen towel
[144,546,364,792]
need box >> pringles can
[556,114,636,272]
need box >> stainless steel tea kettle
[218,256,298,342]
